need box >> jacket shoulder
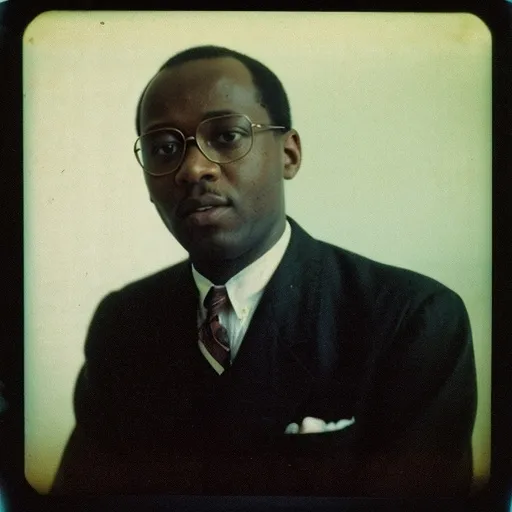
[109,260,190,302]
[287,218,463,310]
[82,260,191,356]
[315,239,463,309]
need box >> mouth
[186,204,230,226]
[178,194,231,219]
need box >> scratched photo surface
[23,11,491,494]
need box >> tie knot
[204,286,229,316]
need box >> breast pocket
[271,423,359,495]
[279,421,357,456]
[291,375,356,423]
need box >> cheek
[144,175,176,202]
[144,175,158,198]
[241,150,282,193]
[243,178,283,217]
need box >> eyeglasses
[134,114,286,176]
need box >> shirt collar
[191,220,292,320]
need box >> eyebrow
[202,109,238,119]
[143,110,240,133]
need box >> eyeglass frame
[133,113,287,177]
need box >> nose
[174,138,220,186]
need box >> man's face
[139,57,300,267]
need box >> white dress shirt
[192,220,292,374]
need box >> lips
[178,194,230,218]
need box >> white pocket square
[284,416,355,434]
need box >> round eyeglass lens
[197,115,253,163]
[136,129,185,175]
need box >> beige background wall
[23,11,491,494]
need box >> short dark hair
[135,45,292,135]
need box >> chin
[171,218,273,266]
[189,237,241,262]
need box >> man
[52,45,477,497]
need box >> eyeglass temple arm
[252,123,287,132]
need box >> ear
[282,129,301,180]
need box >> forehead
[140,57,267,132]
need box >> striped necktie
[200,286,231,370]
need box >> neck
[192,219,286,285]
[192,258,249,286]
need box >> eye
[144,131,183,159]
[209,128,251,149]
[215,130,244,144]
[152,141,181,156]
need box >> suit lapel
[215,219,324,437]
[152,261,210,374]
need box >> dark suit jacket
[52,218,477,497]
